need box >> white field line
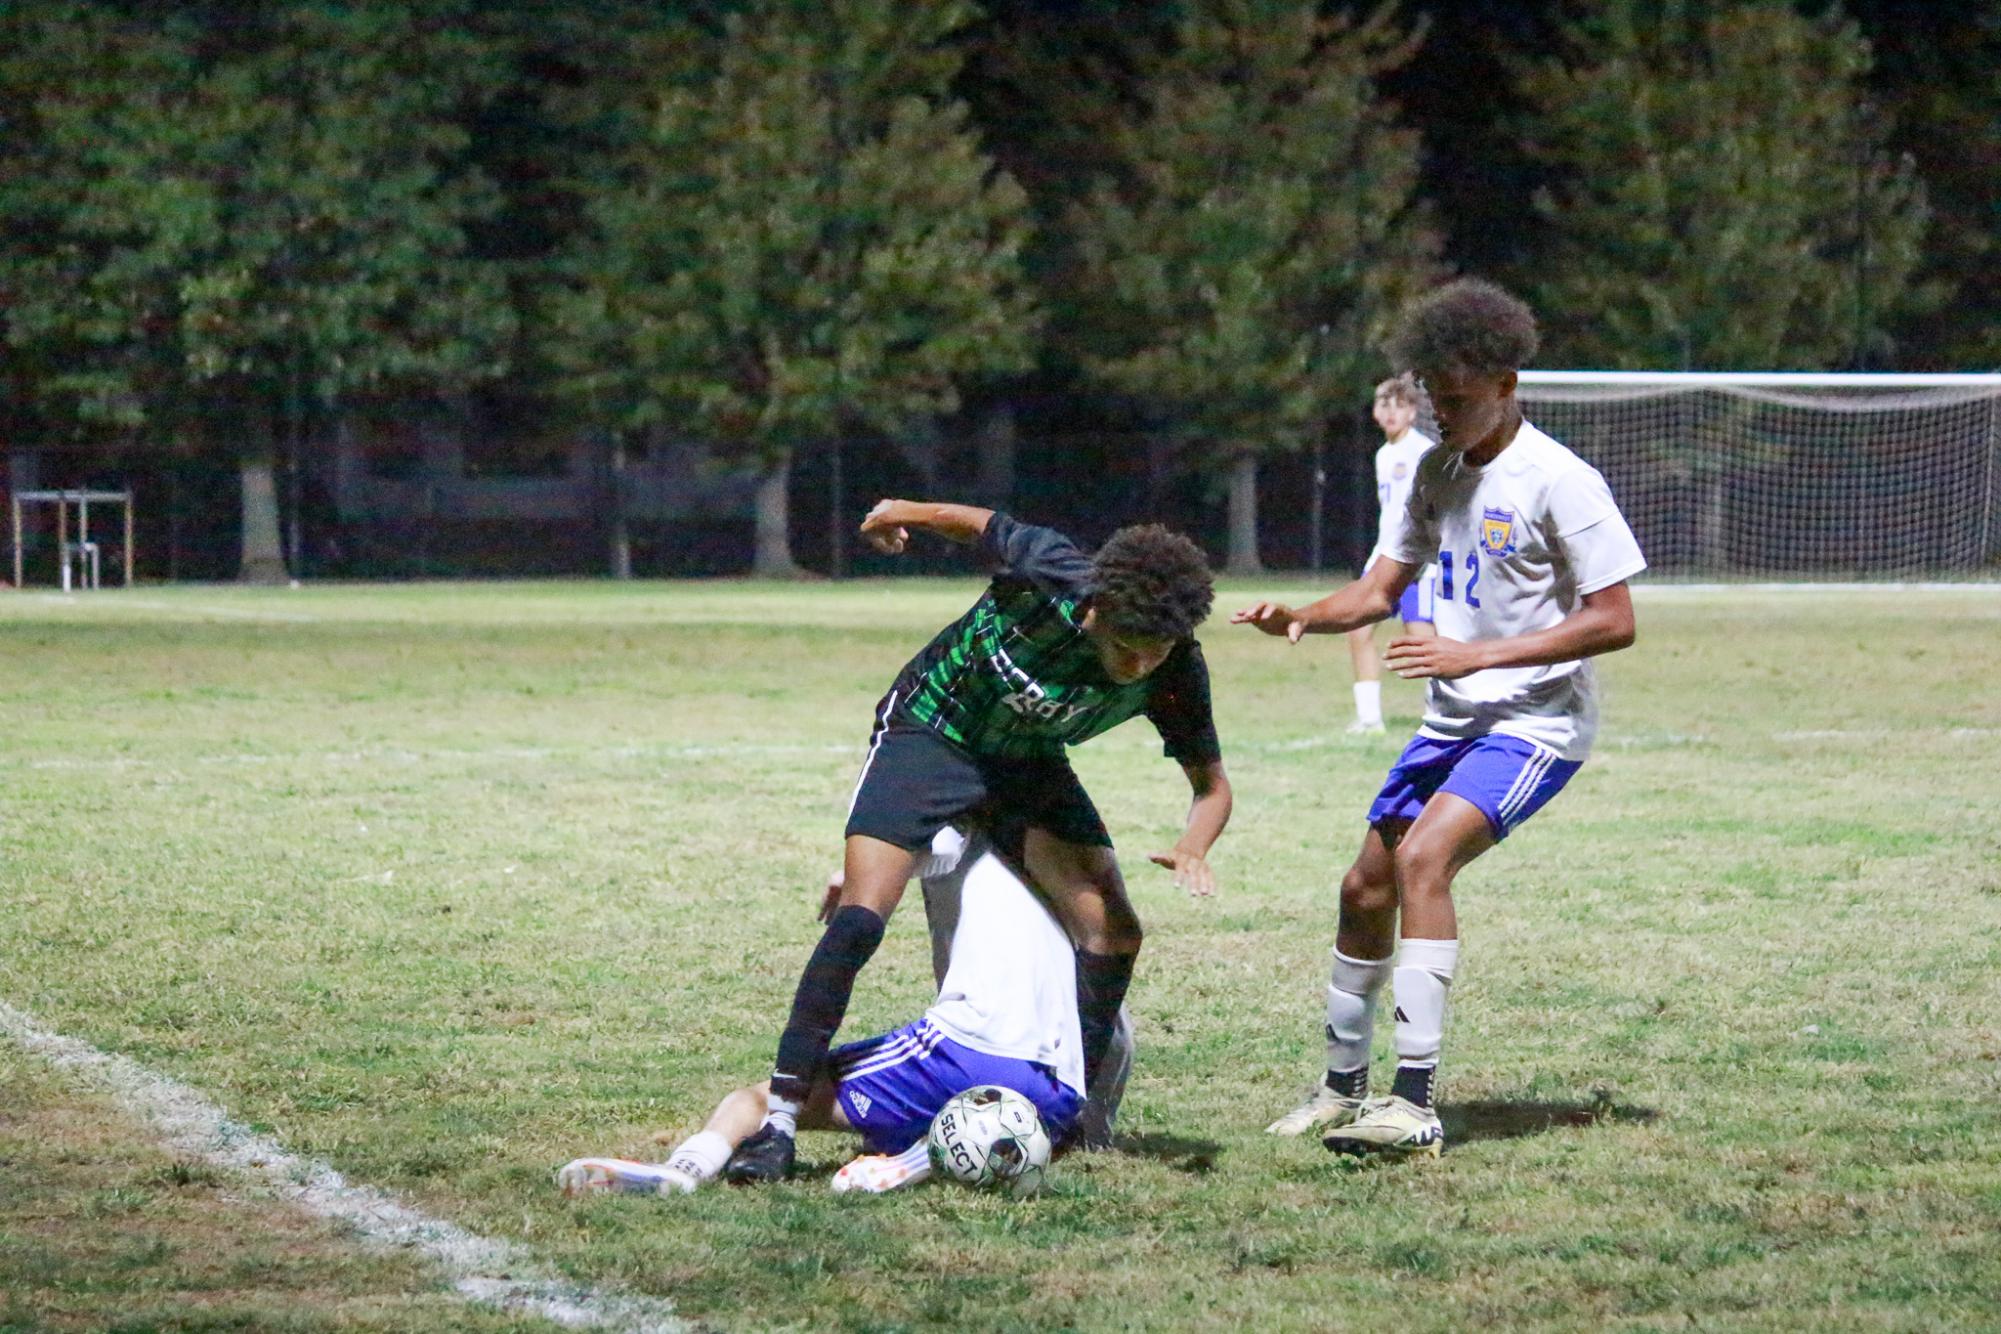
[27,593,323,623]
[1634,582,2001,595]
[1772,727,2001,741]
[0,998,688,1334]
[14,740,859,773]
[14,726,2001,776]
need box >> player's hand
[859,499,909,555]
[818,867,845,923]
[1148,848,1217,898]
[1385,635,1486,680]
[1230,600,1307,643]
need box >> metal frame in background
[10,489,134,590]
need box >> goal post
[10,489,135,590]
[1513,372,2001,579]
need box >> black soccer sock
[770,905,887,1107]
[1389,1062,1437,1109]
[1326,1066,1369,1101]
[1076,949,1136,1090]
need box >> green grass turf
[0,1044,561,1333]
[2,580,1998,1331]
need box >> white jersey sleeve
[1372,431,1436,567]
[1371,443,1397,562]
[1545,465,1647,595]
[1382,450,1442,569]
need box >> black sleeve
[1144,640,1222,766]
[978,511,1095,600]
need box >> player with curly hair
[1238,278,1646,1157]
[726,499,1232,1183]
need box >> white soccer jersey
[1372,429,1435,564]
[1382,420,1646,761]
[923,839,1086,1096]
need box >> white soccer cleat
[1265,1084,1366,1137]
[556,1157,700,1197]
[1344,718,1387,737]
[1321,1095,1444,1158]
[830,1151,932,1195]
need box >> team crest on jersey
[1480,507,1517,557]
[1392,461,1409,481]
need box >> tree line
[0,0,1978,578]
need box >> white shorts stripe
[1490,752,1541,823]
[1502,751,1554,825]
[835,1031,929,1077]
[844,691,900,822]
[1496,747,1558,825]
[840,1042,927,1085]
[842,1023,946,1082]
[837,1022,945,1083]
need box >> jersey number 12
[1437,549,1480,608]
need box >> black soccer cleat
[721,1123,796,1184]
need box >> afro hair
[1090,524,1214,642]
[1385,278,1539,379]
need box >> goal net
[1514,372,2001,578]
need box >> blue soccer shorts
[1396,575,1435,626]
[828,1017,1082,1154]
[1366,732,1581,841]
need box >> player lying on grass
[559,825,1086,1195]
[1237,278,1646,1158]
[726,501,1230,1183]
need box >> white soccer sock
[1391,938,1458,1103]
[831,1138,934,1194]
[1352,680,1383,726]
[1325,948,1394,1080]
[663,1129,733,1184]
[763,1094,800,1137]
[887,1138,932,1181]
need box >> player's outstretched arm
[1231,558,1412,642]
[858,499,995,554]
[1385,582,1637,681]
[1147,759,1231,898]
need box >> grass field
[3,580,1999,1332]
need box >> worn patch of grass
[2,580,1999,1331]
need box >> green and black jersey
[884,512,1220,765]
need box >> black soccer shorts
[843,709,1111,853]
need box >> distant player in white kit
[1235,279,1645,1156]
[1347,373,1440,735]
[558,824,1087,1196]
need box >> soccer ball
[927,1084,1052,1197]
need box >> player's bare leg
[1271,820,1405,1134]
[1022,829,1142,1093]
[1345,626,1385,734]
[1327,796,1490,1158]
[1388,792,1491,941]
[730,835,919,1183]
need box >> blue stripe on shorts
[1366,733,1580,840]
[829,1017,1082,1154]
